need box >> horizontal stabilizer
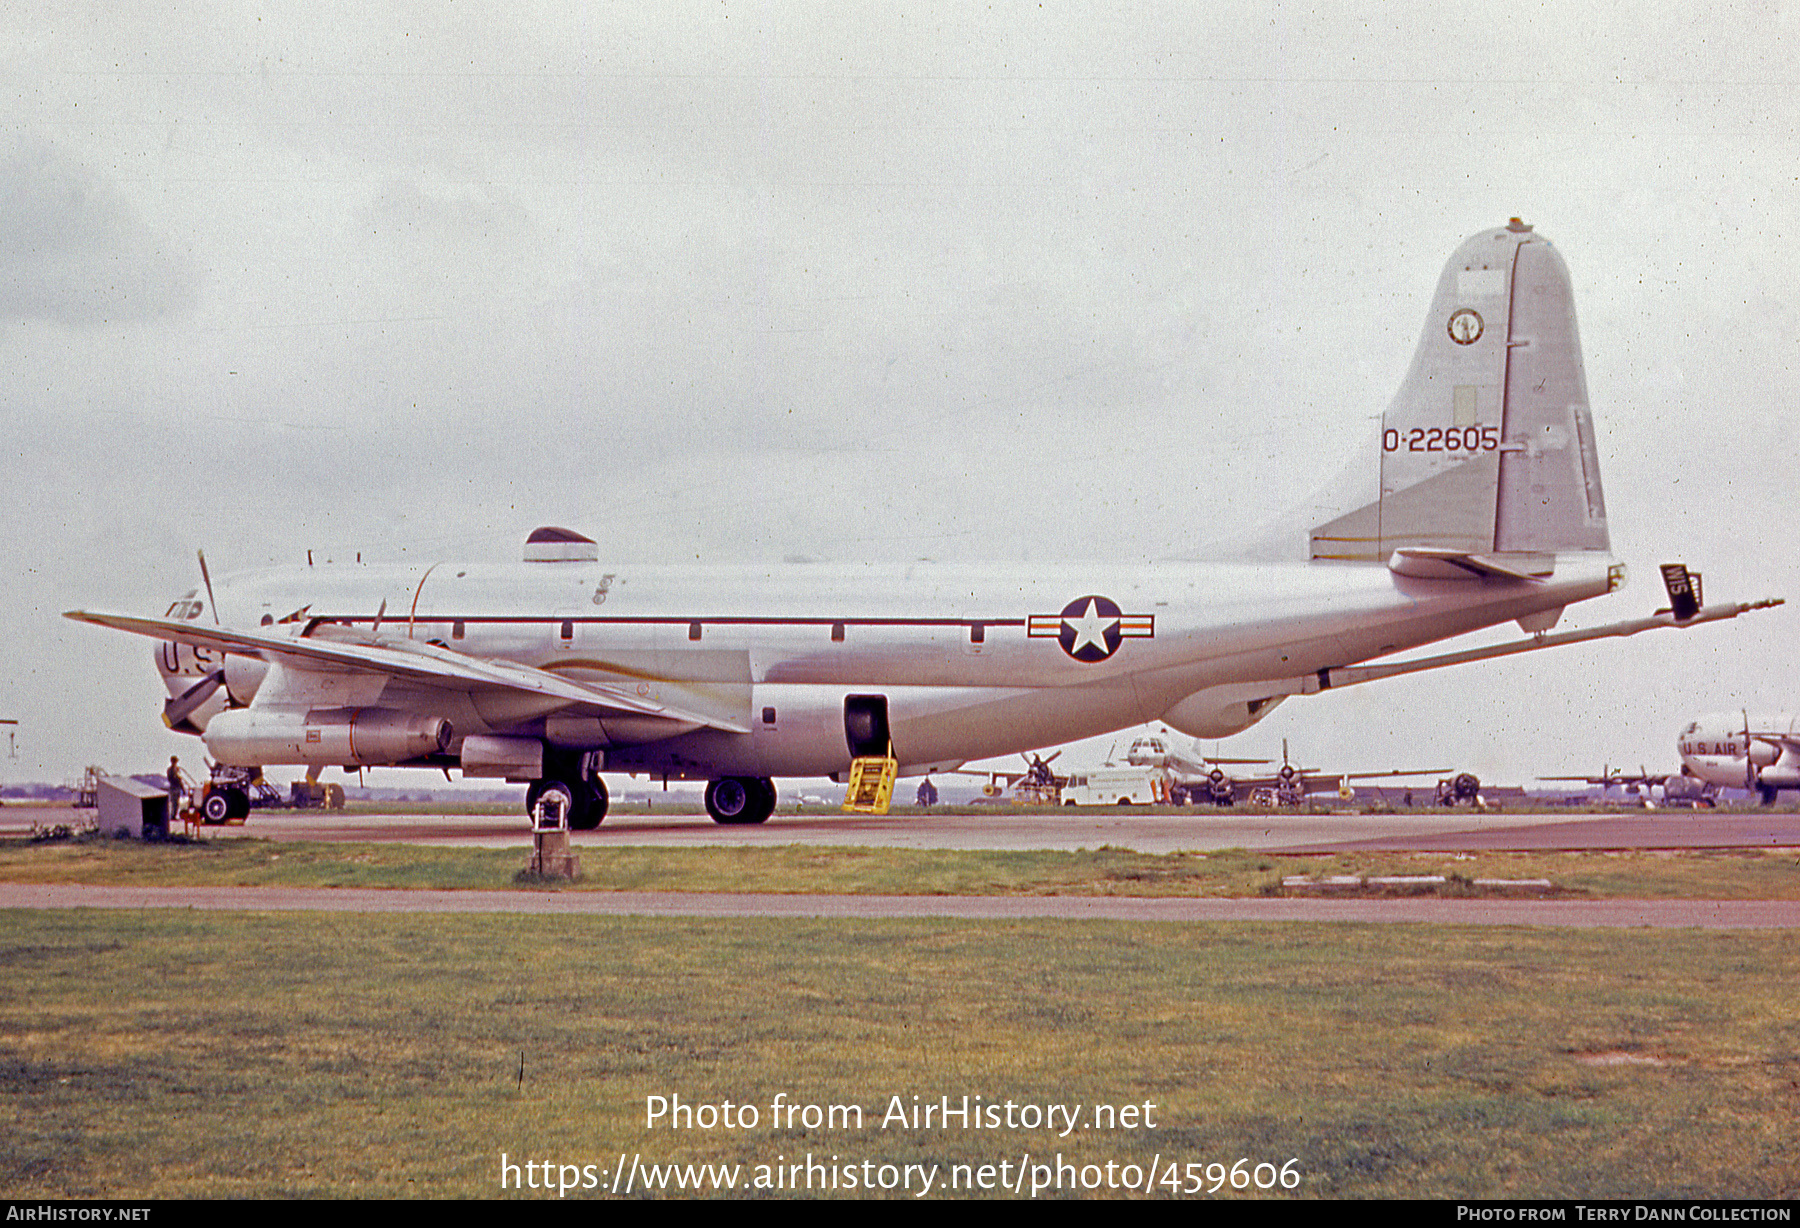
[1388,548,1554,582]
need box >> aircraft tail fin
[1310,220,1610,563]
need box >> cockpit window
[164,599,204,620]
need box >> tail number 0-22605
[1384,426,1499,453]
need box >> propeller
[163,670,225,728]
[1275,738,1304,785]
[161,550,231,726]
[1018,751,1061,788]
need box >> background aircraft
[1678,715,1800,805]
[960,752,1068,804]
[1538,766,1718,808]
[1123,731,1448,805]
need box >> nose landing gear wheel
[201,791,232,825]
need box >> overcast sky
[3,2,1796,789]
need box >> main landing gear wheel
[572,777,608,830]
[705,776,776,825]
[525,776,609,830]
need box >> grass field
[3,836,1797,1199]
[3,835,1800,900]
[2,909,1796,1199]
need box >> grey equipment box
[96,775,169,838]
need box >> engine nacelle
[204,707,452,767]
[1161,686,1289,740]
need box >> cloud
[0,137,200,326]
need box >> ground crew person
[167,756,184,819]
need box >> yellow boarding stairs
[842,747,899,815]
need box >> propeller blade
[197,550,220,625]
[163,669,225,728]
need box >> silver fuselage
[159,553,1616,780]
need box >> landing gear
[705,776,776,825]
[573,776,609,829]
[525,777,609,829]
[199,786,249,824]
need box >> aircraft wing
[955,768,1025,784]
[64,610,750,734]
[952,769,1076,786]
[1199,770,1335,795]
[1220,767,1446,796]
[1539,773,1663,786]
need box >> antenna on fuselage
[197,551,220,625]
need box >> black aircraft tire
[750,777,776,823]
[707,777,776,825]
[201,792,232,825]
[705,778,749,824]
[569,778,608,831]
[525,779,577,827]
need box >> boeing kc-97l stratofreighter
[68,221,1781,828]
[1678,714,1800,805]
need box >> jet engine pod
[204,707,452,767]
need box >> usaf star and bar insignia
[1028,596,1155,663]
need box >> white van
[1064,767,1162,807]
